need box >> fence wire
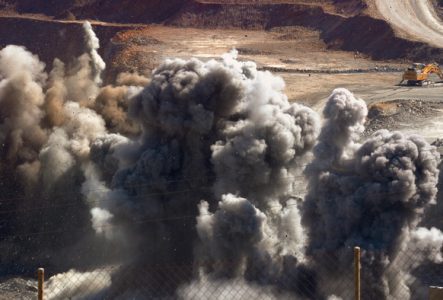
[1,241,442,299]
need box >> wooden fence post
[354,247,361,300]
[38,268,44,300]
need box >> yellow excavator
[400,63,443,86]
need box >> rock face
[1,0,190,23]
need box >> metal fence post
[38,268,44,300]
[354,247,361,300]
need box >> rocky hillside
[0,0,366,20]
[434,0,443,19]
[1,0,189,22]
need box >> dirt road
[375,0,443,47]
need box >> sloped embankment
[166,1,443,62]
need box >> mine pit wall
[167,2,443,63]
[0,17,130,78]
[320,15,443,62]
[10,0,189,23]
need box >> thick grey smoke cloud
[196,194,268,278]
[303,88,441,299]
[0,45,50,270]
[211,89,319,206]
[0,45,48,183]
[153,51,320,299]
[90,50,320,297]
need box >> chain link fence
[0,244,441,299]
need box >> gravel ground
[0,277,37,300]
[365,99,443,136]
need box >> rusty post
[38,268,44,300]
[354,247,361,300]
[430,286,443,300]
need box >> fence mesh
[1,242,442,299]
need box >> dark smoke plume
[303,88,440,299]
[86,50,320,298]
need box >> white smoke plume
[47,21,107,106]
[46,269,112,300]
[82,164,115,238]
[410,227,443,264]
[83,21,106,86]
[303,88,441,299]
[178,274,294,300]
